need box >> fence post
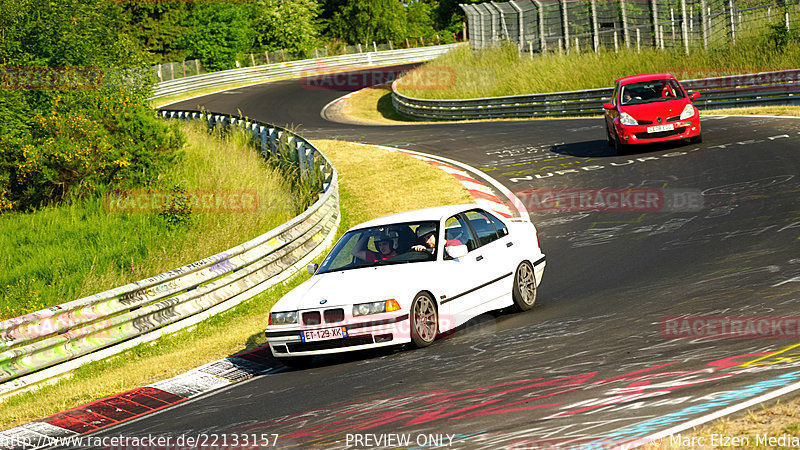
[701,0,709,50]
[531,0,546,52]
[621,0,631,48]
[561,0,571,52]
[681,0,690,55]
[729,0,737,44]
[575,37,580,53]
[265,51,270,64]
[509,0,525,48]
[591,0,600,53]
[651,0,660,47]
[182,60,186,78]
[614,31,619,52]
[637,28,641,52]
[195,59,200,74]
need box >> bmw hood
[272,264,433,311]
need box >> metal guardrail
[392,69,800,120]
[151,44,465,100]
[0,112,339,396]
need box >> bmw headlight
[680,104,695,120]
[620,113,638,126]
[270,311,298,325]
[353,299,401,316]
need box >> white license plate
[647,124,675,133]
[301,326,347,342]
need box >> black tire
[512,261,538,312]
[277,356,313,369]
[410,292,438,347]
[690,133,703,144]
[605,124,614,147]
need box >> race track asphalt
[86,69,800,449]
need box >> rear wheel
[410,292,438,347]
[512,261,537,312]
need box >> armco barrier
[0,112,339,397]
[392,69,800,120]
[151,44,465,100]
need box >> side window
[465,210,499,246]
[444,215,477,257]
[612,84,619,106]
[486,212,509,238]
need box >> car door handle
[476,255,484,262]
[506,242,513,248]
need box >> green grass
[0,138,473,430]
[397,23,800,100]
[0,122,298,320]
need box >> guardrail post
[259,126,270,156]
[296,141,308,179]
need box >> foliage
[252,0,322,58]
[177,3,255,71]
[765,22,800,50]
[0,0,183,212]
[329,0,408,44]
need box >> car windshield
[620,79,686,105]
[316,221,439,274]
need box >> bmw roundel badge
[320,299,328,304]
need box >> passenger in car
[352,232,398,262]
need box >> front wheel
[512,261,537,312]
[410,292,438,347]
[614,131,627,155]
[690,133,703,144]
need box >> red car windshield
[620,79,686,105]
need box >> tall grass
[398,20,800,99]
[0,121,298,320]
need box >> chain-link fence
[461,0,799,54]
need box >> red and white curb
[0,349,278,450]
[364,144,530,221]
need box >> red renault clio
[603,73,702,154]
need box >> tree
[178,3,255,71]
[329,0,407,44]
[252,0,322,57]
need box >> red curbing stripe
[449,173,482,184]
[42,387,187,434]
[494,210,514,219]
[468,189,505,203]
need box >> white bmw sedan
[265,204,546,366]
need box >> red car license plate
[301,327,347,342]
[647,124,675,133]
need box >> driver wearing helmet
[412,223,438,253]
[352,230,398,263]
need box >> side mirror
[689,91,701,100]
[307,263,319,275]
[603,103,615,110]
[445,244,468,259]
